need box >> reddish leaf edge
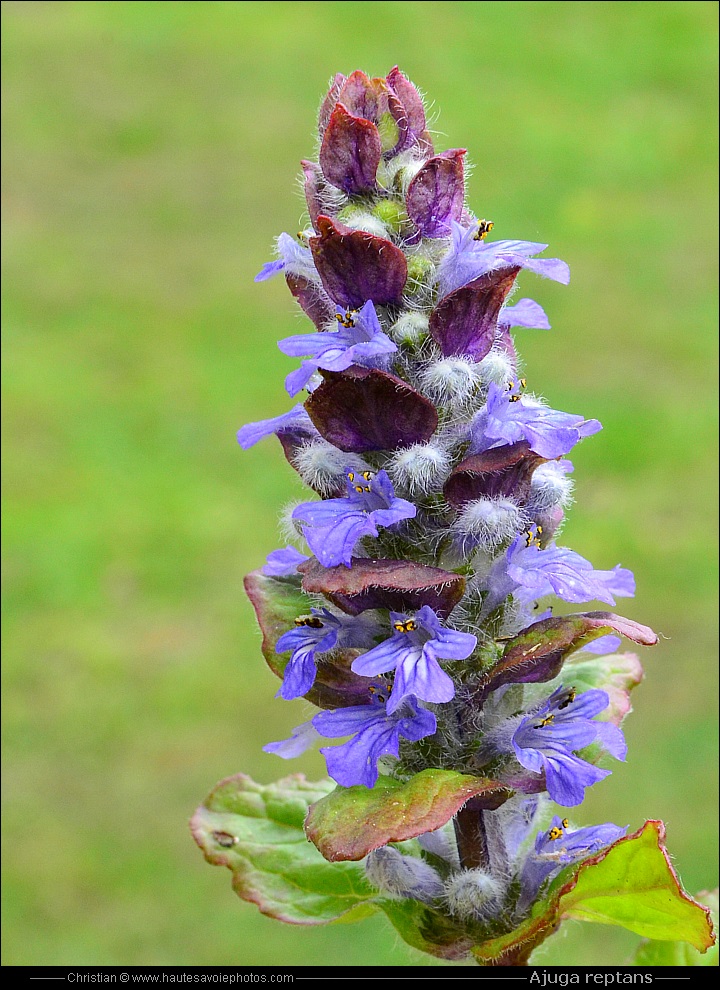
[471,820,716,965]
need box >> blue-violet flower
[292,468,416,568]
[313,689,437,789]
[279,299,397,397]
[351,605,477,713]
[511,686,627,806]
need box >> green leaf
[190,773,378,925]
[243,569,371,709]
[305,769,510,862]
[561,820,713,948]
[376,898,474,961]
[471,820,715,965]
[632,890,718,965]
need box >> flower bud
[336,202,394,239]
[388,311,430,347]
[528,460,574,512]
[477,349,516,386]
[388,442,451,496]
[279,501,307,543]
[293,440,370,497]
[420,356,482,408]
[365,846,444,904]
[453,497,522,549]
[444,868,504,919]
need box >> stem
[474,946,532,967]
[453,805,490,870]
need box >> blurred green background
[2,0,717,968]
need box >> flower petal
[262,547,309,577]
[351,635,413,678]
[388,650,456,712]
[499,298,551,330]
[263,721,321,759]
[544,754,610,807]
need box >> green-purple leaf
[243,570,372,709]
[190,773,378,925]
[633,890,718,966]
[481,611,658,699]
[299,555,465,617]
[305,769,509,863]
[471,821,715,965]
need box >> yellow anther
[557,687,576,710]
[361,470,374,481]
[394,619,418,634]
[535,713,555,729]
[525,528,542,548]
[337,308,358,328]
[295,614,324,629]
[474,219,494,241]
[347,472,355,482]
[369,679,392,703]
[520,378,527,388]
[548,826,564,841]
[355,485,364,493]
[561,818,570,829]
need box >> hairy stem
[453,805,490,870]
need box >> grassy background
[2,0,717,968]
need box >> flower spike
[190,68,703,971]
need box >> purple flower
[292,469,416,569]
[263,720,321,759]
[262,546,309,577]
[534,815,627,860]
[498,298,551,331]
[581,634,622,655]
[469,382,602,460]
[438,221,570,299]
[236,403,317,450]
[517,812,627,913]
[486,526,635,609]
[512,686,627,806]
[255,232,317,283]
[313,688,437,789]
[274,607,374,700]
[351,605,477,713]
[279,300,397,397]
